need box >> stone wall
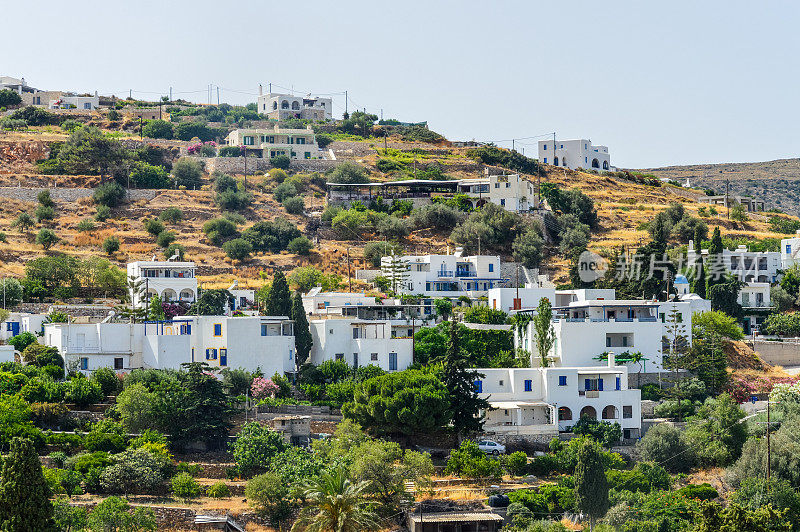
[0,186,157,203]
[204,156,339,175]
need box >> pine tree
[148,294,165,321]
[574,439,609,531]
[291,292,313,368]
[266,271,291,317]
[440,319,489,438]
[0,437,56,531]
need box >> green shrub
[675,482,718,500]
[36,228,59,250]
[504,451,529,476]
[95,205,111,221]
[172,158,204,189]
[99,448,169,495]
[215,189,252,211]
[76,219,96,232]
[287,236,312,255]
[84,420,126,453]
[444,441,502,480]
[222,238,253,262]
[102,237,120,255]
[231,422,288,478]
[206,481,231,498]
[35,204,55,223]
[203,218,238,246]
[270,155,291,169]
[93,181,125,207]
[283,195,305,214]
[91,367,121,397]
[156,230,176,248]
[64,378,103,407]
[164,243,186,261]
[143,218,164,237]
[129,162,170,189]
[273,181,298,203]
[637,423,694,473]
[218,146,241,157]
[158,207,183,223]
[171,472,201,498]
[142,119,174,140]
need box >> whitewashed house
[781,231,800,270]
[381,250,505,301]
[538,139,611,171]
[687,241,780,284]
[225,125,322,160]
[128,260,197,309]
[477,353,642,440]
[257,91,333,121]
[308,319,413,372]
[44,315,296,377]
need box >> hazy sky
[5,1,799,168]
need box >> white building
[477,354,642,440]
[44,315,296,377]
[515,290,705,375]
[538,139,611,171]
[488,286,555,313]
[781,231,800,270]
[308,319,413,372]
[687,242,780,284]
[327,172,539,213]
[738,282,772,334]
[49,94,99,110]
[257,91,333,121]
[381,250,505,300]
[225,125,322,160]
[302,290,379,316]
[127,260,197,309]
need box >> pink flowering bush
[187,141,217,156]
[727,374,797,403]
[251,377,279,399]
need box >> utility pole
[129,89,132,99]
[726,179,730,220]
[512,138,515,152]
[217,86,220,105]
[139,115,143,140]
[553,132,557,165]
[767,399,771,484]
[345,90,348,116]
[169,86,172,101]
[384,128,388,152]
[515,263,520,310]
[346,247,352,293]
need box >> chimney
[608,351,615,368]
[259,84,263,96]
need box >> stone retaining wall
[0,186,157,203]
[203,156,338,175]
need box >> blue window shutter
[616,377,621,390]
[599,378,604,391]
[474,380,483,393]
[205,349,209,360]
[524,380,532,392]
[585,378,591,390]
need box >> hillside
[637,158,800,216]
[1,111,798,293]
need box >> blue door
[220,350,227,366]
[9,322,19,336]
[598,378,604,391]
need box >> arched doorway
[291,101,300,110]
[161,288,178,302]
[272,101,278,110]
[558,406,573,421]
[602,160,609,170]
[579,406,597,420]
[591,158,600,168]
[554,157,559,166]
[281,100,289,109]
[179,288,195,302]
[602,405,617,420]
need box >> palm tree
[291,467,380,532]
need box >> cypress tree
[266,271,291,317]
[440,319,489,438]
[692,257,707,299]
[707,227,725,291]
[291,292,313,368]
[574,439,609,531]
[0,437,56,531]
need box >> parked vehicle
[477,440,506,455]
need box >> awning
[409,512,504,523]
[489,401,551,409]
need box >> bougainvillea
[726,374,797,403]
[250,377,279,399]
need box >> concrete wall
[750,340,800,366]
